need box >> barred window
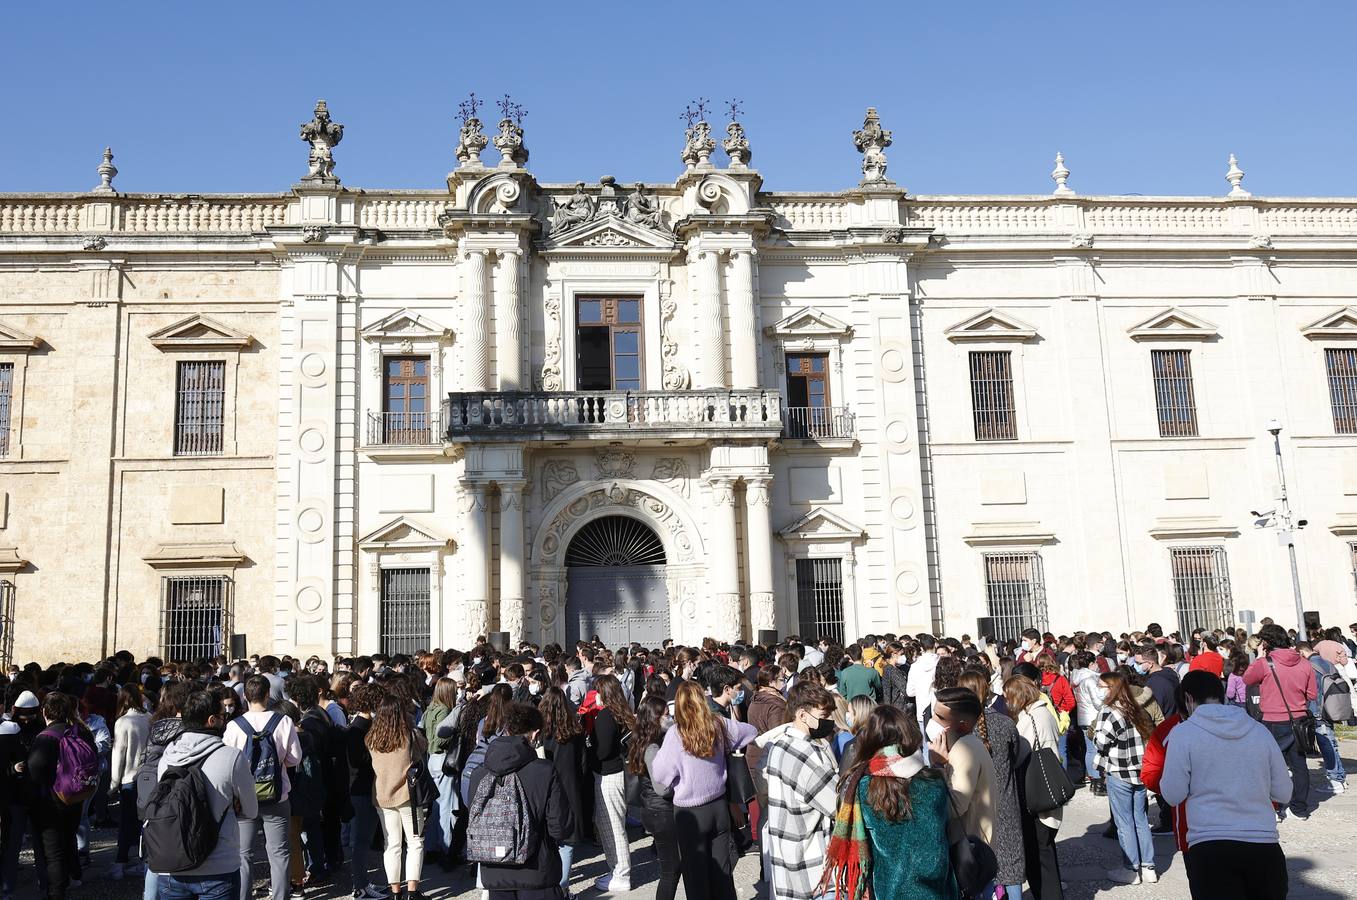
[174,361,225,456]
[1169,546,1235,636]
[0,363,12,457]
[983,552,1048,642]
[795,558,845,645]
[0,579,14,669]
[161,576,232,662]
[381,567,431,656]
[1151,349,1199,437]
[1349,542,1357,604]
[1327,348,1357,434]
[969,351,1016,441]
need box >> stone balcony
[443,389,783,444]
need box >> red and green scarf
[820,744,925,900]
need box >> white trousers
[377,803,424,886]
[593,771,631,880]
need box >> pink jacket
[1242,649,1316,723]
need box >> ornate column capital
[745,475,773,506]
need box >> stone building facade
[1,107,1356,664]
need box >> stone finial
[680,100,716,169]
[1226,153,1250,198]
[454,93,488,168]
[92,147,118,193]
[299,100,344,183]
[723,121,751,168]
[492,95,529,168]
[1051,152,1073,196]
[853,107,893,184]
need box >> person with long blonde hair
[366,693,428,900]
[651,680,756,900]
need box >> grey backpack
[1319,669,1353,724]
[465,771,536,865]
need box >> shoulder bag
[1266,657,1317,758]
[1023,712,1076,814]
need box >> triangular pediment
[764,307,852,339]
[540,215,676,252]
[944,308,1039,343]
[0,321,42,352]
[1301,306,1357,340]
[358,516,452,550]
[778,508,867,543]
[148,314,253,350]
[1127,307,1219,341]
[361,309,453,343]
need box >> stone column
[692,248,727,388]
[727,249,758,389]
[705,475,742,638]
[459,480,491,643]
[744,475,777,636]
[498,480,527,643]
[462,249,490,391]
[494,250,523,390]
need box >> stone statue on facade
[299,100,344,183]
[853,107,893,184]
[551,182,594,233]
[625,183,663,230]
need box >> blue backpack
[234,714,284,804]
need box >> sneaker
[594,875,633,893]
[407,892,430,900]
[1141,867,1158,884]
[1329,779,1347,795]
[1105,868,1141,885]
[104,863,125,881]
[354,887,389,900]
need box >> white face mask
[925,719,945,742]
[528,684,541,696]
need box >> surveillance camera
[1250,510,1261,518]
[1297,519,1308,528]
[1265,418,1283,435]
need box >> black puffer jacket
[469,736,574,892]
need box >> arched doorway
[565,515,669,647]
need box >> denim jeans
[1315,721,1346,782]
[1265,721,1310,814]
[1057,731,1068,768]
[426,751,457,854]
[157,870,241,900]
[1105,775,1154,870]
[558,841,574,891]
[144,870,158,900]
[1083,732,1098,778]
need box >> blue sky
[3,1,1354,197]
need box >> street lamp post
[1266,420,1307,635]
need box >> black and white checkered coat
[762,726,839,900]
[1093,706,1148,785]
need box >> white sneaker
[1106,867,1141,885]
[594,875,633,893]
[1329,779,1346,795]
[1141,866,1159,884]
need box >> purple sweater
[650,717,756,808]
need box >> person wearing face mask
[761,683,839,900]
[1016,628,1046,665]
[1159,671,1291,899]
[1004,676,1066,899]
[927,687,996,864]
[629,695,681,900]
[1133,641,1179,722]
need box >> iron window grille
[1151,349,1199,437]
[0,363,12,457]
[1327,348,1357,434]
[795,557,845,645]
[1349,542,1357,603]
[160,575,232,662]
[380,567,431,656]
[1169,546,1235,636]
[0,580,14,670]
[174,360,226,456]
[969,351,1017,441]
[982,552,1049,642]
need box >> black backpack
[142,744,229,874]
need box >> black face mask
[808,716,835,741]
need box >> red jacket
[1041,672,1076,714]
[1140,713,1187,853]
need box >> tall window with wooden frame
[795,557,845,645]
[383,356,430,443]
[1169,546,1234,636]
[0,363,12,458]
[785,352,830,438]
[1151,349,1199,437]
[576,297,642,391]
[969,350,1017,441]
[174,361,225,456]
[1327,348,1357,434]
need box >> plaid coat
[1093,706,1148,785]
[763,728,839,900]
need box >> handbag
[725,750,757,805]
[1022,712,1076,814]
[946,793,998,898]
[1266,657,1317,757]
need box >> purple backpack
[47,725,100,806]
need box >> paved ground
[34,739,1357,899]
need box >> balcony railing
[366,411,441,446]
[444,389,782,437]
[783,406,856,441]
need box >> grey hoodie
[155,730,258,878]
[1158,703,1290,847]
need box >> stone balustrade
[357,196,446,230]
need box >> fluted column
[462,249,490,390]
[494,250,523,390]
[460,480,491,644]
[744,475,777,636]
[498,480,527,643]
[705,475,742,639]
[728,249,758,389]
[692,248,727,388]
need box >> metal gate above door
[566,565,669,648]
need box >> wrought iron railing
[444,389,782,435]
[366,411,441,446]
[783,406,856,440]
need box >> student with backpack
[135,682,191,900]
[1298,642,1350,795]
[466,702,576,900]
[24,691,99,900]
[292,674,351,884]
[148,690,258,900]
[222,675,301,900]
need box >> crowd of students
[0,615,1352,900]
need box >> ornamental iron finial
[722,98,751,168]
[1226,153,1250,198]
[92,147,118,193]
[680,98,715,169]
[455,93,489,168]
[299,100,344,183]
[1051,152,1073,196]
[853,107,893,184]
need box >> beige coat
[1016,700,1064,830]
[945,731,996,844]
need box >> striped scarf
[819,744,924,900]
